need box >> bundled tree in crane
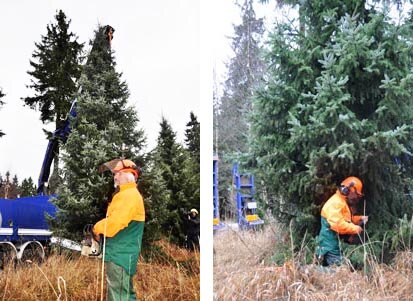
[251,0,413,243]
[22,10,83,192]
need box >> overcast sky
[0,0,200,182]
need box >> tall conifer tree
[153,117,193,244]
[183,112,200,214]
[215,0,266,216]
[22,10,83,189]
[185,112,200,162]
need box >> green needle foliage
[150,117,200,245]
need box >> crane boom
[37,100,77,194]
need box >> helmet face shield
[99,158,139,178]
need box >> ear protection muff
[340,181,355,196]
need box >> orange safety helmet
[339,176,363,197]
[99,158,139,178]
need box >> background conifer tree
[22,10,83,191]
[183,112,200,213]
[185,112,200,162]
[138,153,171,247]
[152,117,195,244]
[214,0,266,218]
[0,172,20,199]
[20,177,37,197]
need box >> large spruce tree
[22,10,83,189]
[251,1,413,238]
[50,25,145,240]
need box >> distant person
[186,208,200,250]
[316,176,368,266]
[93,158,144,301]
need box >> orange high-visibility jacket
[321,191,362,235]
[94,182,145,237]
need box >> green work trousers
[106,261,137,301]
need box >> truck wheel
[0,242,17,271]
[19,241,45,265]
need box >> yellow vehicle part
[246,214,258,222]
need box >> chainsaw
[81,224,103,257]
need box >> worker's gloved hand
[360,216,368,224]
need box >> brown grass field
[214,223,413,301]
[0,240,199,301]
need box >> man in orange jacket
[93,158,144,301]
[316,176,368,266]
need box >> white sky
[213,1,277,97]
[0,0,200,182]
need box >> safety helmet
[339,176,363,197]
[99,158,139,178]
[190,209,199,215]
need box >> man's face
[347,191,362,206]
[113,171,128,187]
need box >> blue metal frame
[233,163,264,229]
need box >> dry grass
[0,240,199,301]
[214,223,413,301]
